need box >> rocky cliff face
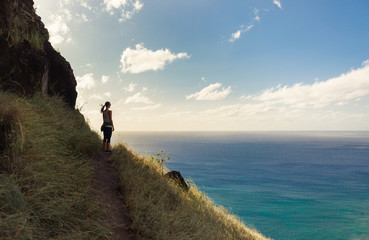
[0,0,77,107]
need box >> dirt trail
[92,153,135,240]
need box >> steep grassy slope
[0,92,110,239]
[0,91,270,240]
[111,144,271,240]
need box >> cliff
[0,0,77,107]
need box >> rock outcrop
[0,0,77,107]
[165,171,189,192]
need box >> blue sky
[34,0,369,131]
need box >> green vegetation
[0,92,110,239]
[111,144,270,240]
[0,91,270,239]
[6,1,48,50]
[150,150,170,174]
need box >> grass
[110,144,271,240]
[0,92,110,239]
[0,91,270,239]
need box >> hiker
[100,101,114,152]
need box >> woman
[101,101,114,152]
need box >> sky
[34,0,369,131]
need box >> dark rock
[165,171,189,192]
[0,0,77,107]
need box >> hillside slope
[0,92,271,239]
[0,93,111,239]
[110,144,271,240]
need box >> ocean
[111,131,369,240]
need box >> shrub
[0,92,23,172]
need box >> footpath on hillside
[91,153,135,240]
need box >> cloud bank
[251,62,369,109]
[199,61,369,125]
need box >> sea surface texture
[112,131,369,240]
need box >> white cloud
[80,0,92,10]
[239,94,252,101]
[229,24,254,42]
[35,0,97,45]
[273,0,282,9]
[103,0,143,22]
[59,0,72,8]
[77,13,89,22]
[186,83,232,101]
[124,82,137,92]
[230,30,241,42]
[132,0,144,11]
[101,75,109,84]
[35,1,74,45]
[228,7,267,43]
[36,0,142,45]
[362,59,369,67]
[76,73,95,91]
[104,0,128,11]
[47,14,71,45]
[104,92,111,98]
[120,43,190,74]
[254,8,260,21]
[125,92,153,104]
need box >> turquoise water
[112,131,369,240]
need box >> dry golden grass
[0,92,110,239]
[111,143,272,240]
[0,91,271,239]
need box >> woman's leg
[103,129,109,151]
[105,128,113,152]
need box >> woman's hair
[100,101,111,113]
